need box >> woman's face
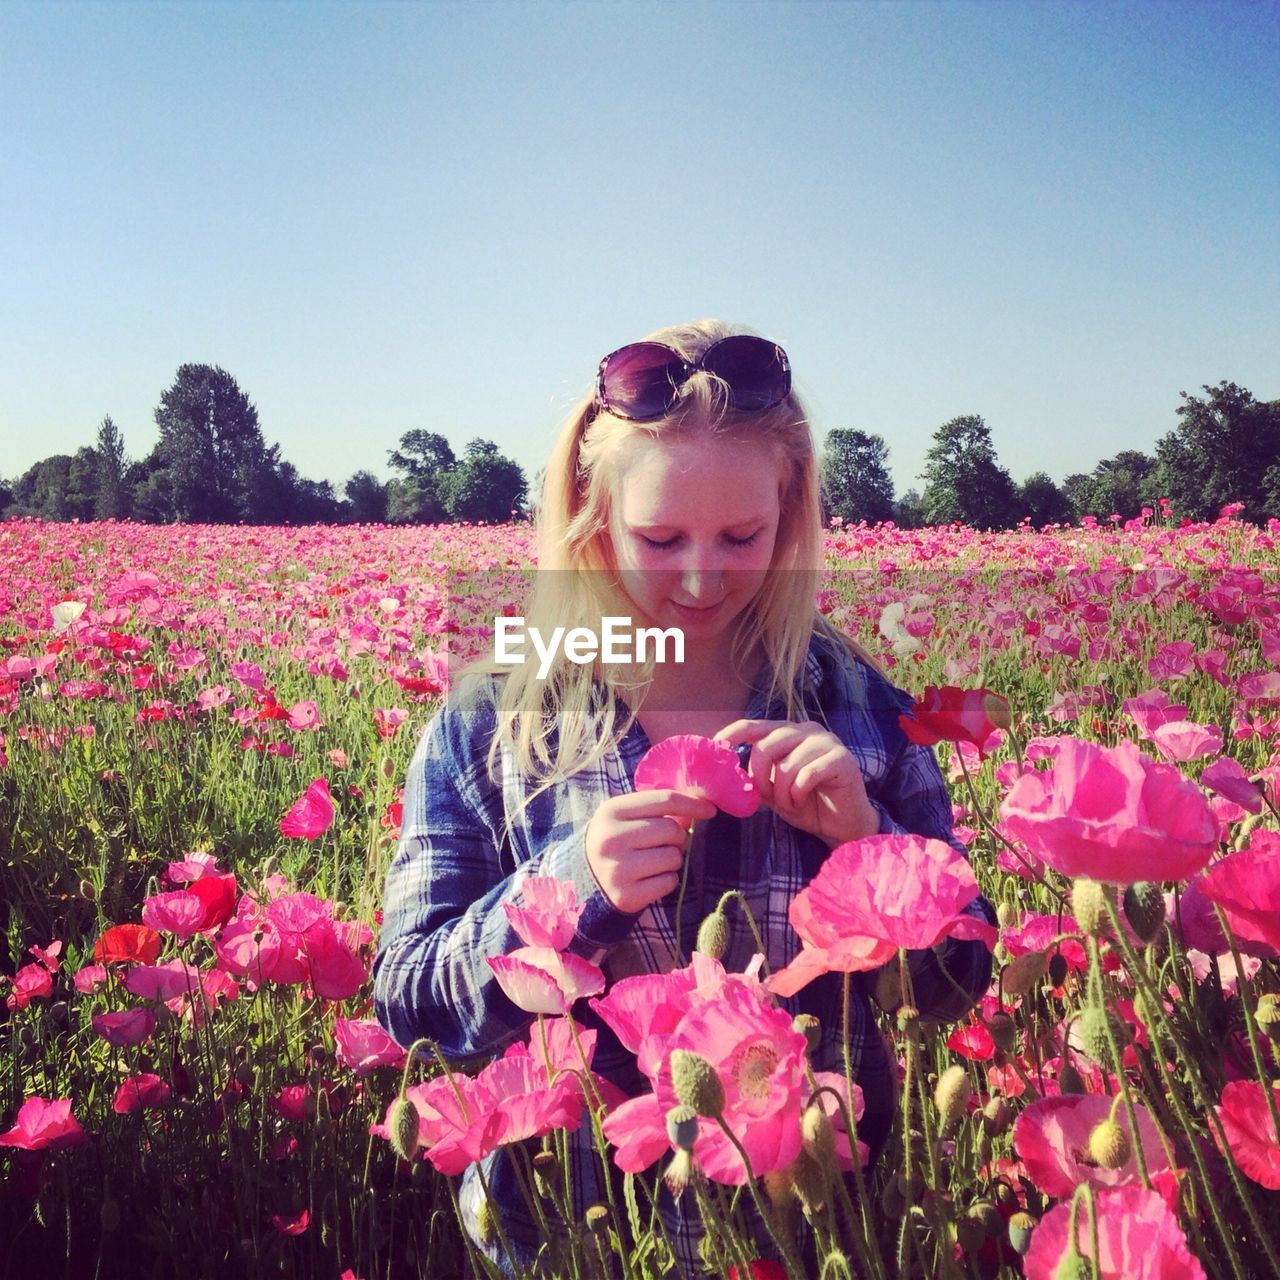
[606,431,783,644]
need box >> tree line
[3,366,1275,528]
[1,364,528,526]
[820,381,1280,529]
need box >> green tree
[1151,383,1280,523]
[1016,472,1075,527]
[439,439,527,523]
[387,430,457,523]
[153,364,276,522]
[920,415,1019,530]
[820,429,896,524]
[128,449,175,523]
[1069,450,1157,522]
[7,452,98,520]
[893,488,926,529]
[344,470,389,523]
[94,415,130,519]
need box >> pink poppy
[1198,834,1280,951]
[768,834,996,998]
[605,980,809,1184]
[141,890,212,939]
[301,918,369,1000]
[1147,720,1223,764]
[271,1208,310,1236]
[475,1053,585,1145]
[92,1008,157,1047]
[0,1097,88,1151]
[373,707,409,739]
[1123,690,1189,737]
[112,1074,171,1115]
[28,940,62,972]
[333,1018,408,1076]
[489,947,605,1015]
[124,959,201,1001]
[6,962,53,1010]
[1214,1081,1280,1190]
[634,734,760,817]
[591,965,703,1080]
[371,1074,505,1175]
[279,777,335,839]
[286,699,321,731]
[899,686,1005,759]
[504,876,584,950]
[73,964,108,994]
[1023,1184,1204,1280]
[162,851,220,885]
[998,737,1218,884]
[1013,1094,1178,1199]
[1199,757,1264,814]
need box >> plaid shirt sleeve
[372,676,636,1060]
[858,663,997,1025]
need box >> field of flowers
[1,512,1278,1280]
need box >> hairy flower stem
[672,819,698,966]
[712,1117,808,1280]
[841,974,889,1280]
[1098,895,1274,1280]
[1085,937,1152,1188]
[713,889,771,975]
[1212,905,1280,1139]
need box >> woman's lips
[670,599,725,621]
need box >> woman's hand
[585,789,717,914]
[714,718,880,849]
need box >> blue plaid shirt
[374,625,995,1275]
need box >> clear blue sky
[1,0,1276,498]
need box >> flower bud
[800,1103,836,1167]
[532,1150,559,1199]
[1122,881,1165,943]
[934,1065,971,1125]
[695,910,730,960]
[1255,992,1280,1043]
[79,878,97,901]
[896,1005,919,1032]
[381,756,396,780]
[981,1097,1011,1136]
[987,1011,1016,1053]
[670,1050,725,1119]
[1008,1210,1038,1256]
[1087,1117,1131,1170]
[1072,878,1114,938]
[1047,951,1069,989]
[665,1104,699,1152]
[663,1148,696,1197]
[1057,1059,1086,1095]
[584,1203,610,1235]
[956,1213,986,1254]
[387,1096,420,1162]
[474,1198,496,1244]
[1056,1252,1094,1280]
[792,1013,821,1054]
[1077,1006,1125,1067]
[996,900,1018,929]
[984,693,1012,732]
[790,1150,829,1216]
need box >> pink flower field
[1,512,1279,1279]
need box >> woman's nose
[678,561,726,604]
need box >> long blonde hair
[465,318,876,812]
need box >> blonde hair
[464,318,877,819]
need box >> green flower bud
[970,1201,1004,1239]
[695,910,730,960]
[387,1096,420,1162]
[996,900,1018,930]
[1008,1209,1038,1256]
[1122,881,1166,943]
[665,1104,699,1152]
[956,1213,986,1254]
[933,1065,971,1125]
[1072,878,1114,938]
[790,1149,829,1216]
[584,1203,611,1235]
[1057,1252,1094,1280]
[670,1050,725,1119]
[532,1150,559,1199]
[801,1103,836,1167]
[1255,992,1280,1043]
[984,693,1012,732]
[792,1013,822,1054]
[981,1097,1011,1136]
[474,1198,496,1244]
[1087,1117,1131,1170]
[1077,1006,1125,1067]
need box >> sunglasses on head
[593,334,791,422]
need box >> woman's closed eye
[638,531,761,551]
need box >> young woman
[373,319,995,1275]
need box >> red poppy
[93,923,163,965]
[899,686,1006,758]
[728,1264,787,1280]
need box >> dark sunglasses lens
[600,343,686,419]
[700,335,791,410]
